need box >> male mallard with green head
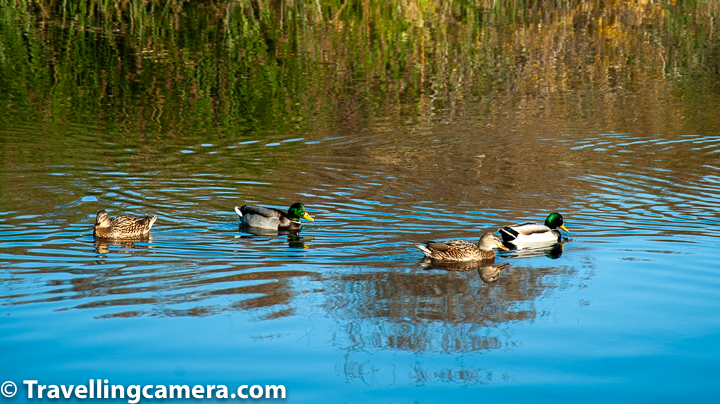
[234,203,314,231]
[93,209,157,239]
[498,212,569,248]
[416,232,508,261]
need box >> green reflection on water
[1,0,719,135]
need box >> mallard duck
[234,203,314,231]
[498,212,569,248]
[416,232,508,261]
[93,209,157,239]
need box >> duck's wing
[499,221,552,240]
[426,239,476,251]
[110,215,157,233]
[424,241,450,252]
[512,223,553,235]
[417,239,481,261]
[237,205,284,219]
[499,222,532,241]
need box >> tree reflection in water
[324,262,578,353]
[323,260,582,384]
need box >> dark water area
[2,1,720,402]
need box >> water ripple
[2,124,720,318]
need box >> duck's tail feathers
[416,244,432,257]
[147,215,158,230]
[498,227,518,242]
[234,206,243,217]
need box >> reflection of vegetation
[325,264,577,354]
[1,0,718,135]
[4,258,320,319]
[2,0,719,204]
[340,355,498,386]
[408,361,496,386]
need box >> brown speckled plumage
[416,232,508,261]
[93,209,157,239]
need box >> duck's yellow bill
[497,243,509,251]
[561,224,569,233]
[303,213,315,222]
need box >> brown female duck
[416,232,508,261]
[93,209,157,239]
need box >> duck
[416,232,508,261]
[234,202,314,231]
[498,212,569,248]
[93,209,157,239]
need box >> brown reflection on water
[5,259,320,320]
[0,0,718,233]
[303,119,720,238]
[418,259,510,284]
[324,263,578,354]
[94,238,153,258]
[12,252,584,355]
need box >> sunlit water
[2,96,720,401]
[2,2,720,398]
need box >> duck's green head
[288,203,314,222]
[545,212,569,233]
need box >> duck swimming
[498,212,569,248]
[93,209,157,239]
[234,203,314,231]
[416,232,508,261]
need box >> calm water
[2,2,720,402]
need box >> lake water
[2,2,720,402]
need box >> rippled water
[3,92,720,401]
[3,0,720,396]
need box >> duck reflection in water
[478,263,510,283]
[234,203,314,249]
[501,240,566,260]
[238,224,311,249]
[93,236,154,264]
[92,209,157,261]
[416,233,510,284]
[421,259,510,284]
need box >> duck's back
[239,205,300,230]
[417,240,492,261]
[240,206,283,218]
[94,215,156,239]
[242,214,281,229]
[499,222,559,245]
